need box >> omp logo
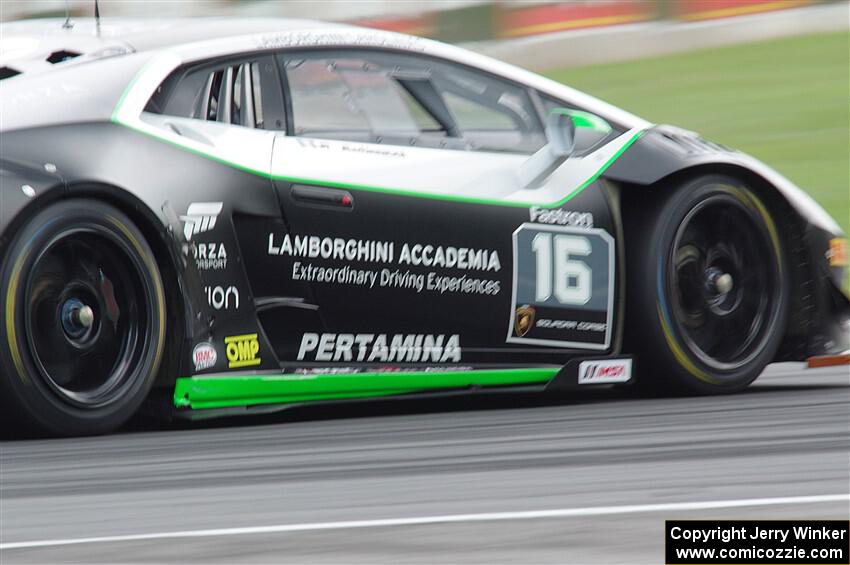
[181,202,223,241]
[224,333,260,368]
[578,359,632,384]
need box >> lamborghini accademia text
[1,18,847,435]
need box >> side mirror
[518,108,612,189]
[518,111,576,188]
[545,109,577,158]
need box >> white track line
[2,494,847,550]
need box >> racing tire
[625,175,789,394]
[0,199,166,436]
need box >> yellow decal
[224,333,261,368]
[828,238,848,267]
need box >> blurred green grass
[545,32,850,239]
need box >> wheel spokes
[24,230,147,405]
[670,195,779,370]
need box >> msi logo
[578,359,632,384]
[181,202,223,241]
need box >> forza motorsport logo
[193,242,228,270]
[224,333,261,368]
[181,202,223,241]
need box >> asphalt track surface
[1,363,848,564]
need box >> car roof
[0,17,354,86]
[1,17,350,55]
[0,17,649,134]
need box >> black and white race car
[1,18,847,435]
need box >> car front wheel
[626,175,789,394]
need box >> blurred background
[3,1,846,243]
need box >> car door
[267,49,619,369]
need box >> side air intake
[0,66,22,80]
[46,50,81,64]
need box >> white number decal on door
[531,233,592,305]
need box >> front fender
[606,125,848,358]
[604,125,842,235]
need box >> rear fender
[64,181,210,385]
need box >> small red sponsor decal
[192,342,217,371]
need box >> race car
[1,18,847,436]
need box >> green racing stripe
[173,367,559,410]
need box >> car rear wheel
[626,175,789,394]
[0,199,166,435]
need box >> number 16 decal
[532,232,592,305]
[508,223,615,350]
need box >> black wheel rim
[668,193,780,371]
[24,225,151,407]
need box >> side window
[431,70,545,153]
[192,62,263,128]
[540,96,618,155]
[280,51,546,154]
[147,58,276,130]
[283,57,444,144]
